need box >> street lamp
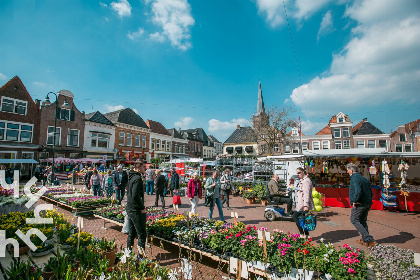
[44,92,69,185]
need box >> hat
[193,171,199,176]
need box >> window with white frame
[356,141,365,148]
[396,144,402,152]
[291,127,298,136]
[156,139,161,150]
[273,144,279,152]
[67,129,79,146]
[47,126,61,145]
[343,128,350,138]
[166,141,170,151]
[399,134,406,142]
[343,140,350,149]
[22,152,34,159]
[292,143,299,154]
[405,144,412,152]
[283,143,290,153]
[151,138,155,150]
[338,116,344,123]
[162,140,166,152]
[312,141,320,150]
[302,142,308,151]
[367,140,375,148]
[335,141,342,149]
[322,141,329,149]
[60,109,70,121]
[142,135,146,148]
[126,132,132,147]
[91,133,110,148]
[135,134,140,147]
[1,97,27,115]
[379,140,387,148]
[0,121,33,143]
[119,131,125,146]
[334,128,341,138]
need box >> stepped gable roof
[316,124,331,135]
[353,119,383,135]
[86,111,114,126]
[146,120,170,136]
[167,128,184,140]
[390,118,420,137]
[224,127,257,144]
[329,113,351,123]
[208,135,221,143]
[0,76,37,107]
[103,108,148,129]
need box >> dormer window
[336,112,346,123]
[291,127,298,136]
[338,117,344,123]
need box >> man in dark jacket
[169,168,179,196]
[126,160,147,256]
[84,167,93,191]
[267,174,293,216]
[154,170,166,208]
[112,165,128,205]
[347,163,376,248]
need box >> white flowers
[96,273,110,280]
[320,237,324,242]
[120,248,131,264]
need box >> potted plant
[5,258,43,280]
[43,256,57,280]
[29,234,54,257]
[97,237,117,267]
[242,190,256,204]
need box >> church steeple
[256,81,265,116]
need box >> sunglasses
[297,172,302,174]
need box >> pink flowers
[348,268,356,274]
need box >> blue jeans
[146,181,154,195]
[93,184,101,196]
[209,197,225,222]
[116,186,126,205]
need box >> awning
[245,146,253,152]
[0,159,38,164]
[302,148,410,158]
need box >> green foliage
[5,259,42,280]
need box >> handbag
[204,194,213,207]
[298,212,317,231]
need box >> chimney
[178,127,181,133]
[237,124,240,129]
[35,99,41,109]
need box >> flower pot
[102,248,117,267]
[18,245,30,256]
[261,200,268,206]
[246,198,255,204]
[43,270,55,280]
[30,247,53,257]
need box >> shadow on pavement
[376,231,416,244]
[316,230,359,243]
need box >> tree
[252,104,297,156]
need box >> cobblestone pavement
[39,184,420,278]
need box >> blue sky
[1,0,419,142]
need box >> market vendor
[268,174,293,216]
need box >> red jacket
[187,178,202,198]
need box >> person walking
[145,165,155,195]
[220,169,233,210]
[84,167,93,192]
[1,165,12,185]
[268,174,293,216]
[102,169,114,198]
[292,167,314,238]
[126,160,147,257]
[347,163,377,248]
[154,170,166,208]
[161,169,169,197]
[206,170,225,222]
[112,165,128,205]
[169,167,179,196]
[90,169,103,196]
[187,172,202,214]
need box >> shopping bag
[173,196,181,205]
[298,212,317,231]
[204,195,213,207]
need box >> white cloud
[100,2,108,8]
[146,0,195,51]
[127,28,145,40]
[294,0,333,21]
[255,0,286,28]
[33,81,46,87]
[317,10,334,41]
[111,0,131,17]
[291,0,420,117]
[0,73,7,80]
[208,118,250,133]
[149,32,165,42]
[105,104,125,112]
[132,108,139,114]
[300,120,326,135]
[174,117,194,129]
